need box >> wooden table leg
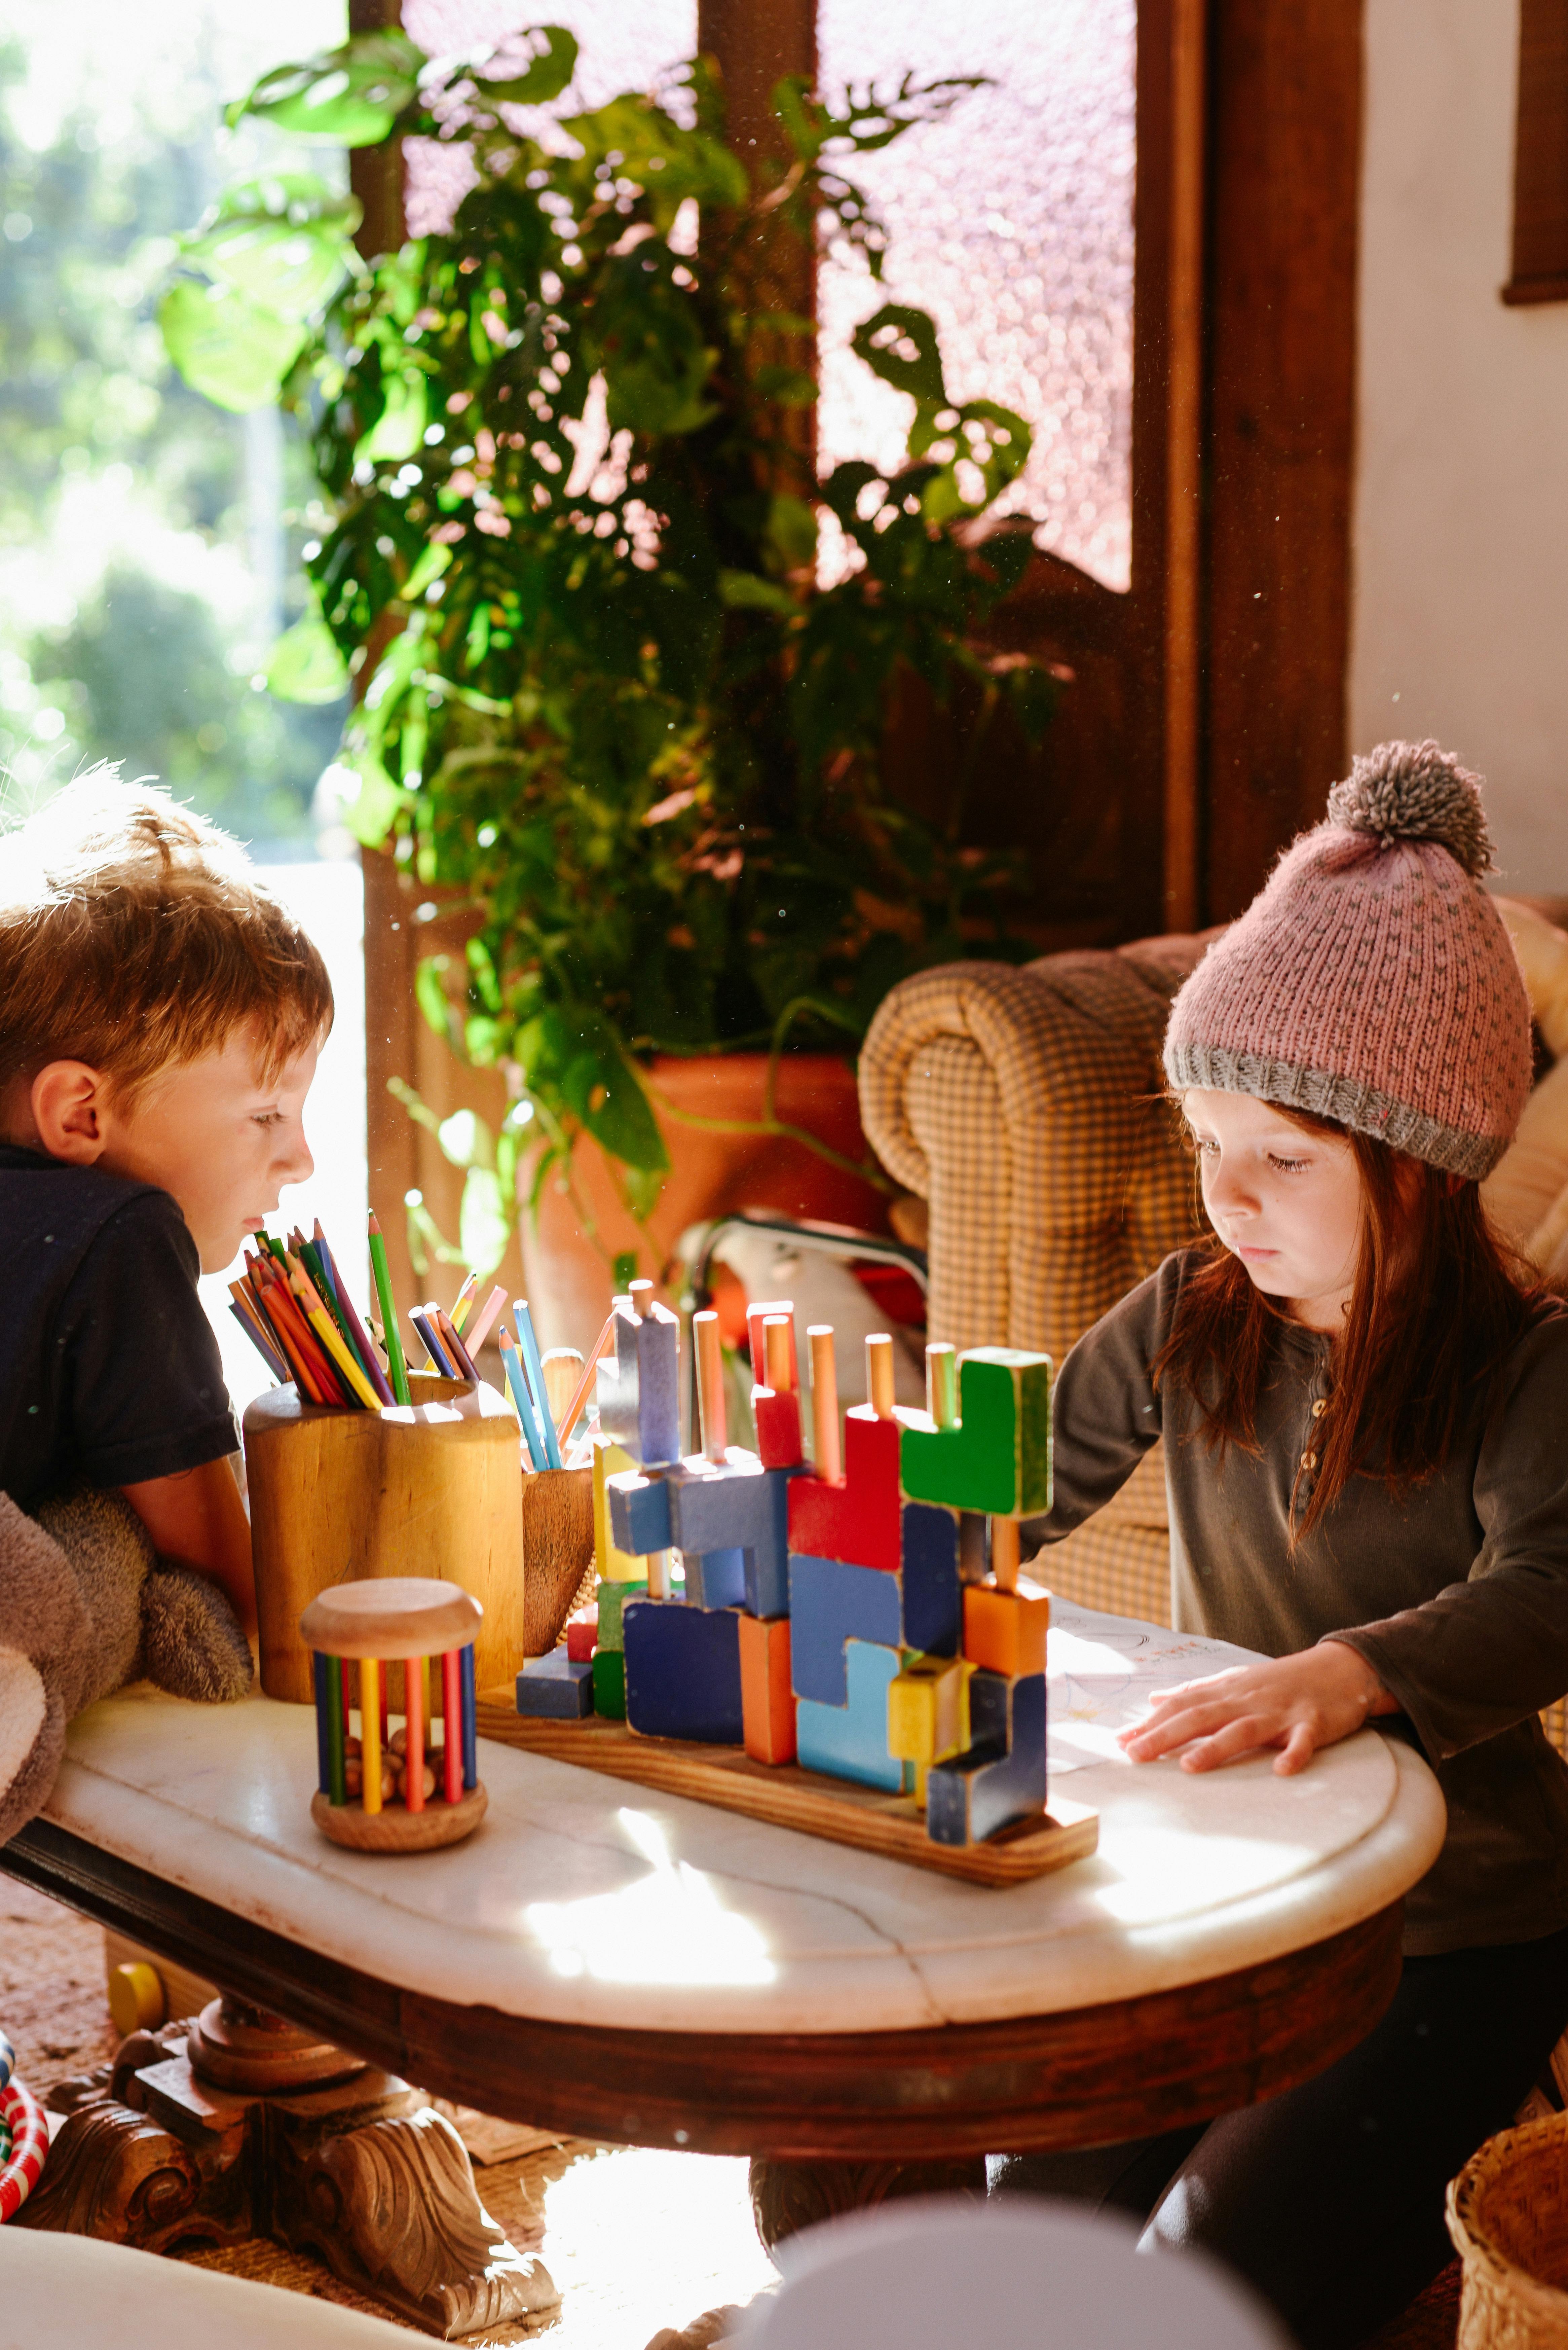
[748,2154,988,2251]
[21,2000,559,2341]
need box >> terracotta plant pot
[520,1052,887,1355]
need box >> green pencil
[368,1211,412,1405]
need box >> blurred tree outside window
[0,0,351,853]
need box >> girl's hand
[1117,1640,1396,1775]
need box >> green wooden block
[592,1646,627,1718]
[898,1350,1053,1517]
[595,1578,647,1654]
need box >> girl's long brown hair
[1152,1105,1539,1541]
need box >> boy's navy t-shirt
[0,1143,236,1507]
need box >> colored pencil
[433,1305,478,1381]
[499,1329,549,1469]
[316,1240,395,1405]
[228,1300,288,1381]
[449,1271,479,1333]
[463,1284,508,1355]
[554,1308,617,1448]
[256,1270,336,1404]
[263,1266,347,1404]
[460,1643,478,1788]
[368,1213,412,1405]
[289,1262,382,1410]
[411,1309,454,1377]
[513,1299,564,1468]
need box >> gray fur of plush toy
[0,1480,252,1845]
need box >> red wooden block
[565,1609,597,1662]
[753,1384,803,1469]
[786,1408,901,1573]
[739,1611,796,1765]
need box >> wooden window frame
[1503,0,1568,305]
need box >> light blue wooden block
[796,1638,905,1792]
[596,1299,681,1466]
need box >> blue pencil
[411,1309,455,1377]
[499,1329,549,1470]
[513,1298,564,1469]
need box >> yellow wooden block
[592,1436,642,1580]
[888,1653,971,1766]
[962,1580,1050,1678]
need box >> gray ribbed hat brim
[1163,1042,1507,1181]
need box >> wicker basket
[1448,2111,1568,2347]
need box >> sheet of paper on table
[1046,1602,1259,1776]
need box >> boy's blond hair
[0,770,333,1104]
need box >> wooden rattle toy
[300,1578,487,1852]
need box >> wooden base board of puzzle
[476,1691,1097,1885]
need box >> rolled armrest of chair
[858,952,1204,1364]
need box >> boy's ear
[29,1062,111,1164]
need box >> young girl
[1000,741,1568,2349]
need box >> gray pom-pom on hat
[1326,738,1495,878]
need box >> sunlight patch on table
[525,1809,778,1987]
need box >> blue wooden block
[926,1670,1047,1845]
[607,1469,672,1556]
[796,1639,905,1791]
[623,1597,744,1743]
[515,1651,596,1719]
[901,1503,962,1658]
[666,1450,799,1621]
[596,1299,681,1466]
[684,1546,747,1610]
[787,1554,903,1705]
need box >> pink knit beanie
[1164,741,1531,1179]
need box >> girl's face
[1183,1088,1363,1332]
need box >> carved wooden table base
[20,1998,558,2341]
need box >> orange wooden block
[738,1612,796,1765]
[962,1580,1050,1678]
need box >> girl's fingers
[1177,1714,1280,1772]
[1121,1696,1253,1754]
[1274,1722,1318,1775]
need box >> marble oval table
[3,1604,1445,2162]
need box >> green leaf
[585,1061,669,1175]
[158,279,305,413]
[338,753,410,847]
[358,366,428,462]
[763,493,819,573]
[437,1106,495,1170]
[851,302,947,406]
[718,569,800,615]
[611,1250,639,1289]
[229,30,425,144]
[472,26,578,104]
[415,956,455,1039]
[180,176,358,320]
[265,613,350,704]
[458,1166,512,1280]
[751,363,817,408]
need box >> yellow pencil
[288,1264,383,1410]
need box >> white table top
[44,1604,1445,2037]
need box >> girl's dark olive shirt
[1030,1249,1568,1955]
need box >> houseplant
[161,24,1057,1289]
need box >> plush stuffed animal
[0,1482,252,1846]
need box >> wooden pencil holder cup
[245,1375,524,1704]
[521,1466,596,1658]
[301,1578,486,1852]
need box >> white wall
[1351,0,1568,889]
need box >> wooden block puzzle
[787,1409,901,1572]
[518,1301,1066,1856]
[516,1651,595,1719]
[899,1350,1054,1518]
[596,1298,681,1466]
[795,1638,907,1792]
[738,1612,796,1765]
[963,1579,1051,1678]
[592,1437,642,1581]
[787,1554,904,1705]
[926,1670,1047,1846]
[623,1599,745,1744]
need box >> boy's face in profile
[14,1026,319,1272]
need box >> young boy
[0,772,333,1634]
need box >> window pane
[817,0,1135,591]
